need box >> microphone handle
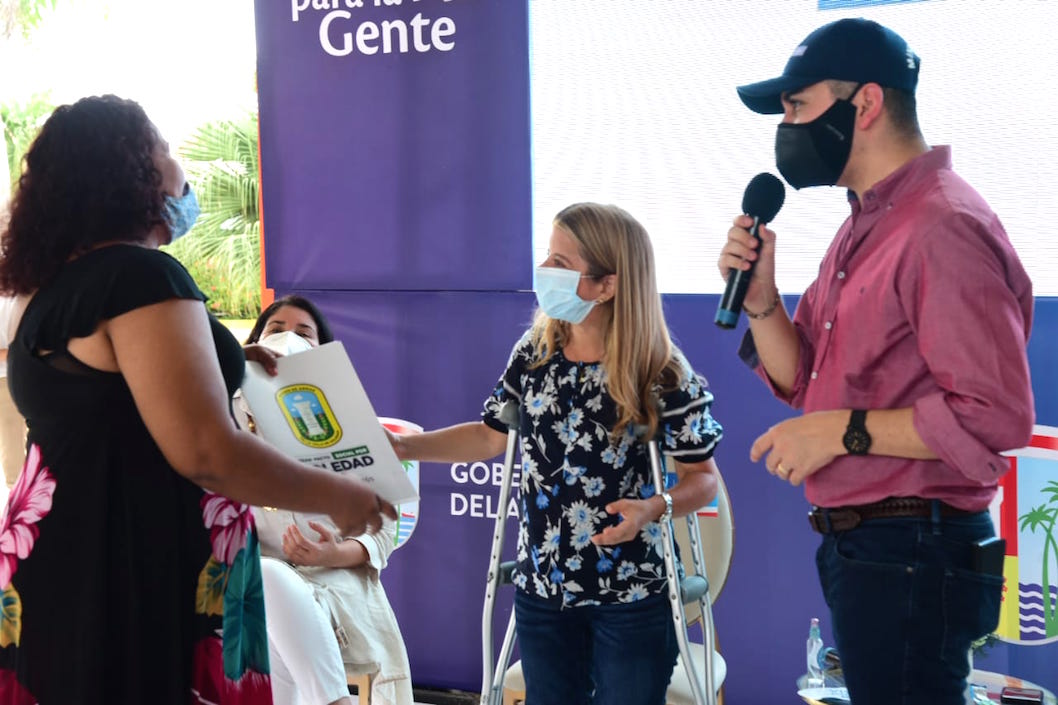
[714,215,764,329]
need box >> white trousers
[261,557,351,705]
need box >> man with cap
[718,17,1034,704]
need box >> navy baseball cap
[737,18,920,115]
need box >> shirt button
[824,321,832,330]
[810,371,818,380]
[837,271,846,279]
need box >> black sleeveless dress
[0,245,272,704]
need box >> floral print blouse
[481,332,723,608]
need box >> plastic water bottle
[806,617,824,688]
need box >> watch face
[843,428,871,455]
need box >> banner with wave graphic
[994,426,1058,644]
[380,418,422,550]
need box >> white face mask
[258,330,313,356]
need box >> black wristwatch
[842,409,872,455]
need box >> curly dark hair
[245,295,335,346]
[0,95,165,295]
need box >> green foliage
[1,92,55,193]
[1,0,61,189]
[164,113,262,320]
[0,0,59,38]
[1,0,261,319]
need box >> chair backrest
[673,467,734,626]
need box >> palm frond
[163,112,261,319]
[1020,506,1052,533]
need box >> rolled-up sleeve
[738,289,818,410]
[903,212,1034,482]
[352,519,398,574]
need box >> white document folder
[240,341,419,506]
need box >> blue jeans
[815,511,1003,705]
[513,590,679,705]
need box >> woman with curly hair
[0,95,394,705]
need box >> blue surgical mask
[163,185,200,241]
[534,266,596,324]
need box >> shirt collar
[849,146,953,212]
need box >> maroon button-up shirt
[742,146,1034,511]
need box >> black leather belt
[808,497,979,534]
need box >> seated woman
[240,295,414,705]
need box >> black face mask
[775,90,860,189]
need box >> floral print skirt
[0,445,272,704]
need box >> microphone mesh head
[742,173,786,222]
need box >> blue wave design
[395,510,418,548]
[1018,582,1057,595]
[1018,582,1058,640]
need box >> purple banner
[254,0,1058,696]
[255,1,532,291]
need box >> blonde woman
[389,203,723,705]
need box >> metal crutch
[481,401,521,705]
[647,439,717,705]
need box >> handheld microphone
[715,173,786,329]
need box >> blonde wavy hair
[529,203,684,441]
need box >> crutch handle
[498,400,520,431]
[680,574,709,604]
[499,560,517,585]
[631,423,665,443]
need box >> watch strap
[843,409,872,455]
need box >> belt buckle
[808,509,828,534]
[808,507,862,534]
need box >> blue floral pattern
[482,332,722,607]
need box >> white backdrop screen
[528,0,1058,295]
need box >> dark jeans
[815,510,1002,705]
[513,590,679,705]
